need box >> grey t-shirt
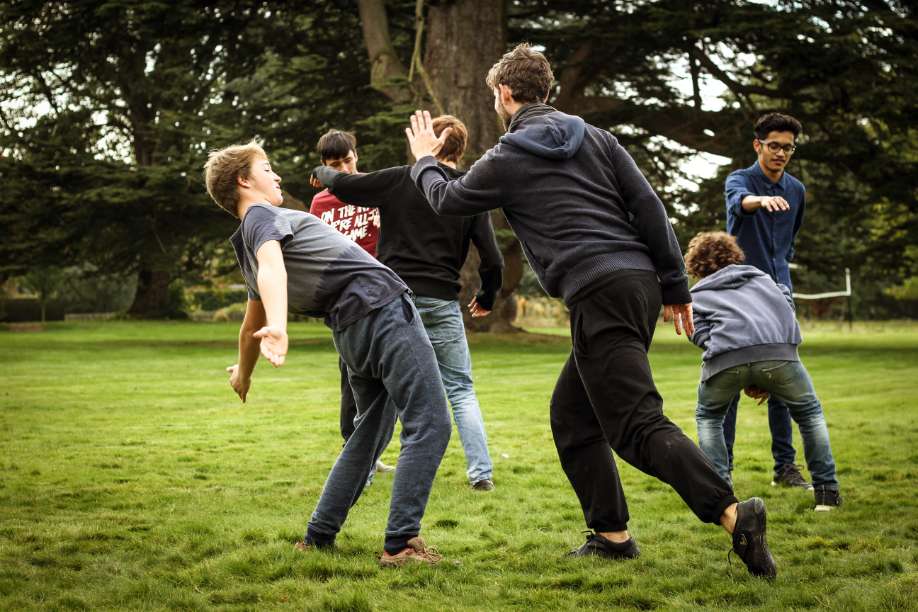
[230,203,407,330]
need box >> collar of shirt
[749,161,787,192]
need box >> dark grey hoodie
[411,103,691,305]
[690,264,802,381]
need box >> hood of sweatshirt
[691,264,765,293]
[500,103,585,160]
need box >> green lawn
[1,320,916,610]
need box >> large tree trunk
[127,246,179,318]
[358,0,520,331]
[424,0,521,332]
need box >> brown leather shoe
[379,537,442,567]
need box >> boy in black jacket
[313,115,503,491]
[404,44,777,578]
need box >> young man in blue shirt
[724,113,809,489]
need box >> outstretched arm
[254,240,289,367]
[312,166,406,209]
[227,299,266,402]
[406,110,503,217]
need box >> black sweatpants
[550,270,737,532]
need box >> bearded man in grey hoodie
[685,231,841,512]
[403,43,776,579]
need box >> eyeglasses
[757,139,796,154]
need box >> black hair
[754,113,802,140]
[316,130,357,162]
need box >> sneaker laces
[418,544,442,562]
[410,539,442,562]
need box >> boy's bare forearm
[236,299,266,379]
[237,328,261,379]
[257,266,288,330]
[254,241,289,331]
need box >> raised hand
[405,110,452,161]
[253,326,288,367]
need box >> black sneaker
[814,486,842,511]
[471,478,495,491]
[732,497,776,579]
[771,464,813,490]
[568,532,640,560]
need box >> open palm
[253,326,288,367]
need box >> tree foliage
[2,0,914,319]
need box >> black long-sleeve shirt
[314,163,503,309]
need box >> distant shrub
[0,298,65,322]
[189,288,249,312]
[213,302,247,322]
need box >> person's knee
[431,412,452,449]
[443,380,476,406]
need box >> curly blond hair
[684,231,746,278]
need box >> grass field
[1,320,917,610]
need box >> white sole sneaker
[375,460,395,473]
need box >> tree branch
[557,94,743,157]
[555,41,594,109]
[409,0,444,114]
[357,0,412,103]
[694,44,811,103]
[688,44,702,110]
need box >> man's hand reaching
[663,303,695,336]
[405,110,452,161]
[253,326,288,367]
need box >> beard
[496,104,512,131]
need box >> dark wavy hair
[685,232,746,278]
[754,113,802,140]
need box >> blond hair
[203,139,267,217]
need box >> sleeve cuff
[661,280,692,305]
[313,166,339,189]
[732,193,758,216]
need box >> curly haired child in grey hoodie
[685,231,841,511]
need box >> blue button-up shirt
[724,162,805,289]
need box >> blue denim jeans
[414,296,493,483]
[695,360,838,490]
[307,294,452,553]
[722,394,797,472]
